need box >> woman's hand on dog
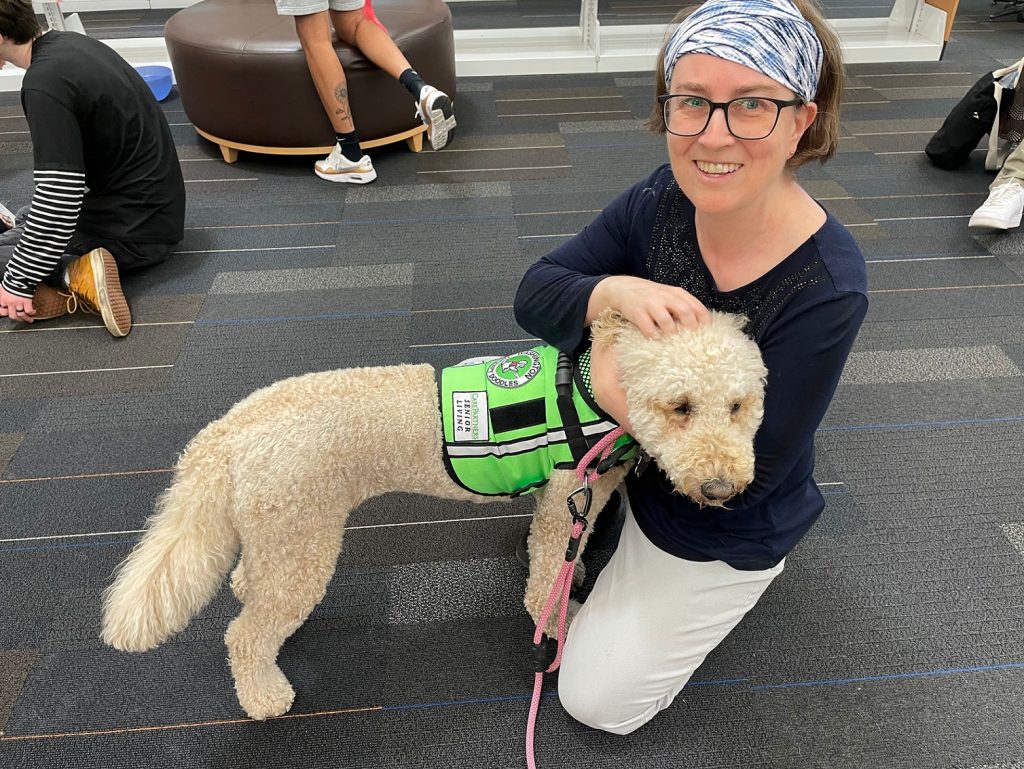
[587,276,709,339]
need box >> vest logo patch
[486,350,542,389]
[452,391,489,442]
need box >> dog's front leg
[523,467,627,638]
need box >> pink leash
[525,426,626,769]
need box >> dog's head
[591,310,767,507]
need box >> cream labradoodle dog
[101,311,767,720]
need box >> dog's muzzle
[700,479,737,501]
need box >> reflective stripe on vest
[439,345,635,496]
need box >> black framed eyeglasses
[658,94,804,140]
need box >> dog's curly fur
[101,310,767,721]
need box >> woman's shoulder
[599,164,684,231]
[809,210,868,297]
[643,164,684,201]
[610,164,689,226]
[622,164,679,206]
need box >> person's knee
[294,12,332,45]
[557,675,653,736]
[330,9,363,44]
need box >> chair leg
[219,144,239,163]
[406,130,424,153]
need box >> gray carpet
[2,1,1023,767]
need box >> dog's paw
[237,665,295,721]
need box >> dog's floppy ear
[589,309,640,348]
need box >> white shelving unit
[1,0,950,93]
[455,0,948,76]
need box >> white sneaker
[314,145,377,184]
[416,85,456,151]
[968,179,1024,231]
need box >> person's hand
[0,285,35,323]
[592,275,709,339]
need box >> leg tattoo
[334,83,350,119]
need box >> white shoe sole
[968,211,1022,231]
[314,167,378,184]
[422,95,456,150]
[90,248,131,337]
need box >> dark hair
[0,0,41,45]
[647,0,844,167]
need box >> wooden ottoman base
[195,125,426,164]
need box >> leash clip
[634,449,653,477]
[566,481,592,524]
[564,482,592,561]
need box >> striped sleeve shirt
[1,169,86,297]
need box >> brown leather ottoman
[164,0,456,162]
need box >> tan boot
[64,248,131,337]
[31,284,78,321]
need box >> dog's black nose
[701,480,735,500]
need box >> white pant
[558,504,785,735]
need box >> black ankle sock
[336,130,363,163]
[399,68,427,101]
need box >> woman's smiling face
[666,53,817,217]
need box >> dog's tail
[101,423,239,652]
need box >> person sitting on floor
[970,68,1024,232]
[0,0,185,337]
[281,0,456,184]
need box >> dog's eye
[675,401,691,416]
[731,402,741,414]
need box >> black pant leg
[64,235,174,274]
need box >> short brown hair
[647,0,844,167]
[0,0,41,45]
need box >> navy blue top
[514,164,868,570]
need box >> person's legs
[0,208,172,333]
[63,235,173,275]
[330,5,407,78]
[278,2,376,183]
[330,2,456,150]
[557,503,784,735]
[60,236,179,336]
[994,141,1024,188]
[970,142,1024,231]
[293,10,355,134]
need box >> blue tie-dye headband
[663,0,823,103]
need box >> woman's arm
[515,166,709,345]
[514,184,643,353]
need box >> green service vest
[440,345,635,497]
